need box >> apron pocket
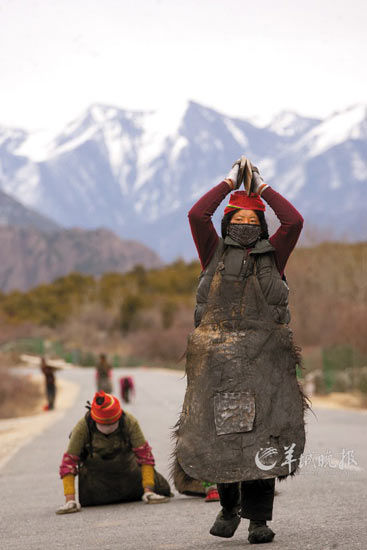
[214,391,255,435]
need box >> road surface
[1,367,366,549]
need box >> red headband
[224,191,266,215]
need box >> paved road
[1,367,366,550]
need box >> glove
[225,160,241,189]
[55,500,81,515]
[142,491,170,504]
[250,168,268,196]
[227,156,255,193]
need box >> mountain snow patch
[301,104,367,158]
[224,119,249,147]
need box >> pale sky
[0,0,366,131]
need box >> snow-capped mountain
[265,111,321,138]
[0,101,366,260]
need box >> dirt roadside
[0,375,79,470]
[310,391,367,411]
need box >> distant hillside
[0,226,161,291]
[0,188,59,232]
[0,242,364,364]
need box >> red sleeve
[188,181,232,269]
[262,187,304,275]
[59,452,79,478]
[132,441,155,466]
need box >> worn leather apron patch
[214,391,255,435]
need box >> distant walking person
[96,353,113,393]
[56,391,171,513]
[120,376,135,404]
[41,357,56,410]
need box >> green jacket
[67,411,145,456]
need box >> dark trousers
[217,478,275,521]
[46,383,56,410]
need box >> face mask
[227,223,261,247]
[96,421,119,434]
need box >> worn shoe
[210,508,241,538]
[142,491,170,504]
[205,487,220,502]
[55,500,81,515]
[248,520,275,544]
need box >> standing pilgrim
[41,357,57,410]
[173,157,308,544]
[96,353,113,393]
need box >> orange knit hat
[91,391,122,425]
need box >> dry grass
[50,301,193,363]
[0,355,43,419]
[0,319,41,346]
[126,326,188,362]
[311,391,367,410]
[124,306,193,362]
[287,242,367,353]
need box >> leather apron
[78,428,170,506]
[175,254,306,483]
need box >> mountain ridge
[1,100,366,260]
[0,225,162,292]
[0,188,59,233]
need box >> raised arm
[188,181,233,269]
[188,162,242,269]
[261,187,304,275]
